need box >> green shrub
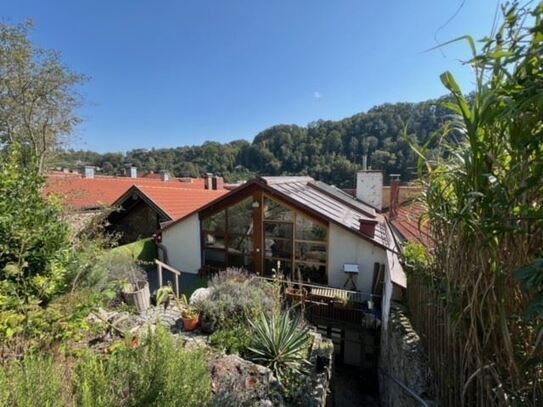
[246,312,311,385]
[0,145,71,305]
[0,353,64,407]
[74,327,212,406]
[403,241,431,272]
[195,269,281,330]
[209,325,250,355]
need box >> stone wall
[305,332,334,406]
[379,303,435,407]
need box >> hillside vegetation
[55,99,451,186]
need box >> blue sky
[2,0,499,152]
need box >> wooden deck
[255,277,381,330]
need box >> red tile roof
[387,200,433,248]
[45,173,212,210]
[124,185,228,220]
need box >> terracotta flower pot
[182,316,199,331]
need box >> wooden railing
[155,259,182,297]
[255,276,381,329]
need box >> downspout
[154,232,169,265]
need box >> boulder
[209,354,285,406]
[189,287,213,306]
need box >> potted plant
[121,271,150,312]
[181,306,200,331]
[156,286,200,331]
[121,280,151,312]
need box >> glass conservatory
[200,193,328,284]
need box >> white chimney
[356,171,383,210]
[129,166,137,178]
[159,170,169,182]
[84,165,95,179]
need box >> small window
[296,215,327,242]
[227,198,254,235]
[295,242,327,264]
[204,232,225,249]
[264,222,293,239]
[264,198,293,221]
[204,249,226,268]
[294,262,327,285]
[265,238,292,259]
[265,258,292,277]
[202,210,225,232]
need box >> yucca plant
[246,311,311,384]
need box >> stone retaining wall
[379,303,435,407]
[306,332,334,406]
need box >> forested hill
[56,97,451,187]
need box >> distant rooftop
[45,172,220,210]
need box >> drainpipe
[154,232,169,264]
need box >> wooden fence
[407,272,471,407]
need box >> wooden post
[254,191,263,275]
[174,274,180,298]
[158,262,163,288]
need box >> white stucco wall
[161,214,201,274]
[327,223,387,298]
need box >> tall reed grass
[409,2,543,405]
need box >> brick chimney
[211,176,224,190]
[359,218,377,238]
[389,174,400,219]
[84,165,95,179]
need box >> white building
[157,173,405,366]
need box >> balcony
[255,277,381,330]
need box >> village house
[108,184,226,243]
[45,166,226,241]
[156,171,406,369]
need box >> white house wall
[327,223,387,298]
[162,214,201,274]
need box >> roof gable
[113,185,228,221]
[161,176,392,250]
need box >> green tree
[0,21,84,172]
[0,145,70,304]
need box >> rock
[209,354,285,406]
[189,287,213,306]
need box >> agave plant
[246,312,311,384]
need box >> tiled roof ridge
[47,173,202,183]
[133,184,224,192]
